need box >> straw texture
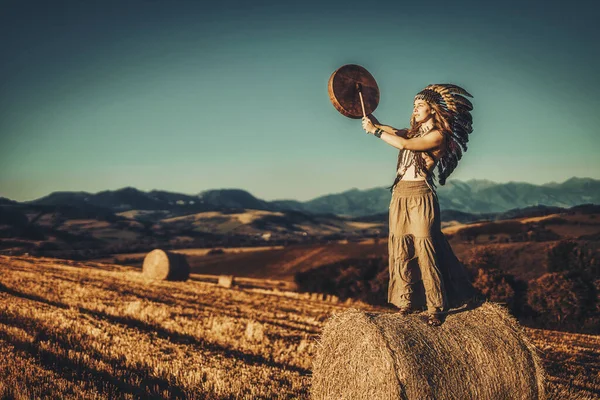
[142,249,190,281]
[311,302,546,400]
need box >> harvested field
[96,242,385,282]
[0,255,598,399]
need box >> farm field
[0,255,598,399]
[93,237,584,286]
[93,240,384,282]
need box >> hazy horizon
[2,175,597,203]
[2,0,599,202]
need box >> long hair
[386,101,451,192]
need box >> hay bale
[244,320,265,342]
[325,294,340,303]
[218,275,234,288]
[311,302,545,400]
[142,249,190,281]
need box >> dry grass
[344,221,382,230]
[442,221,487,235]
[0,255,598,399]
[441,212,600,238]
[519,214,563,224]
[544,224,600,239]
[161,210,286,225]
[526,329,600,399]
[311,304,545,400]
[94,245,286,264]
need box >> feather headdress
[414,83,474,186]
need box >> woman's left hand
[362,117,376,134]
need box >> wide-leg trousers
[388,180,475,314]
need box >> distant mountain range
[2,178,599,258]
[9,177,598,218]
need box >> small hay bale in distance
[218,275,234,288]
[311,302,545,400]
[244,320,264,342]
[142,249,190,281]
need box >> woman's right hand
[362,116,376,134]
[367,114,381,125]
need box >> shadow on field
[3,285,311,377]
[0,313,190,399]
[80,307,312,375]
[8,262,321,335]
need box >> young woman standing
[362,84,477,326]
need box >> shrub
[527,272,592,331]
[463,248,527,316]
[294,257,388,306]
[472,267,516,309]
[547,240,600,278]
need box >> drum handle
[356,83,367,118]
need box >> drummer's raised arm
[375,124,408,137]
[380,130,444,151]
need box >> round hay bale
[311,302,546,400]
[142,249,190,281]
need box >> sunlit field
[0,255,598,399]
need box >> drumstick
[356,83,367,118]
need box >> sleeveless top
[397,151,429,181]
[392,127,440,194]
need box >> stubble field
[0,255,598,399]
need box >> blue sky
[1,0,599,202]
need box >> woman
[361,84,477,326]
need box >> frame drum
[328,64,380,119]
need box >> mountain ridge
[7,177,600,217]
